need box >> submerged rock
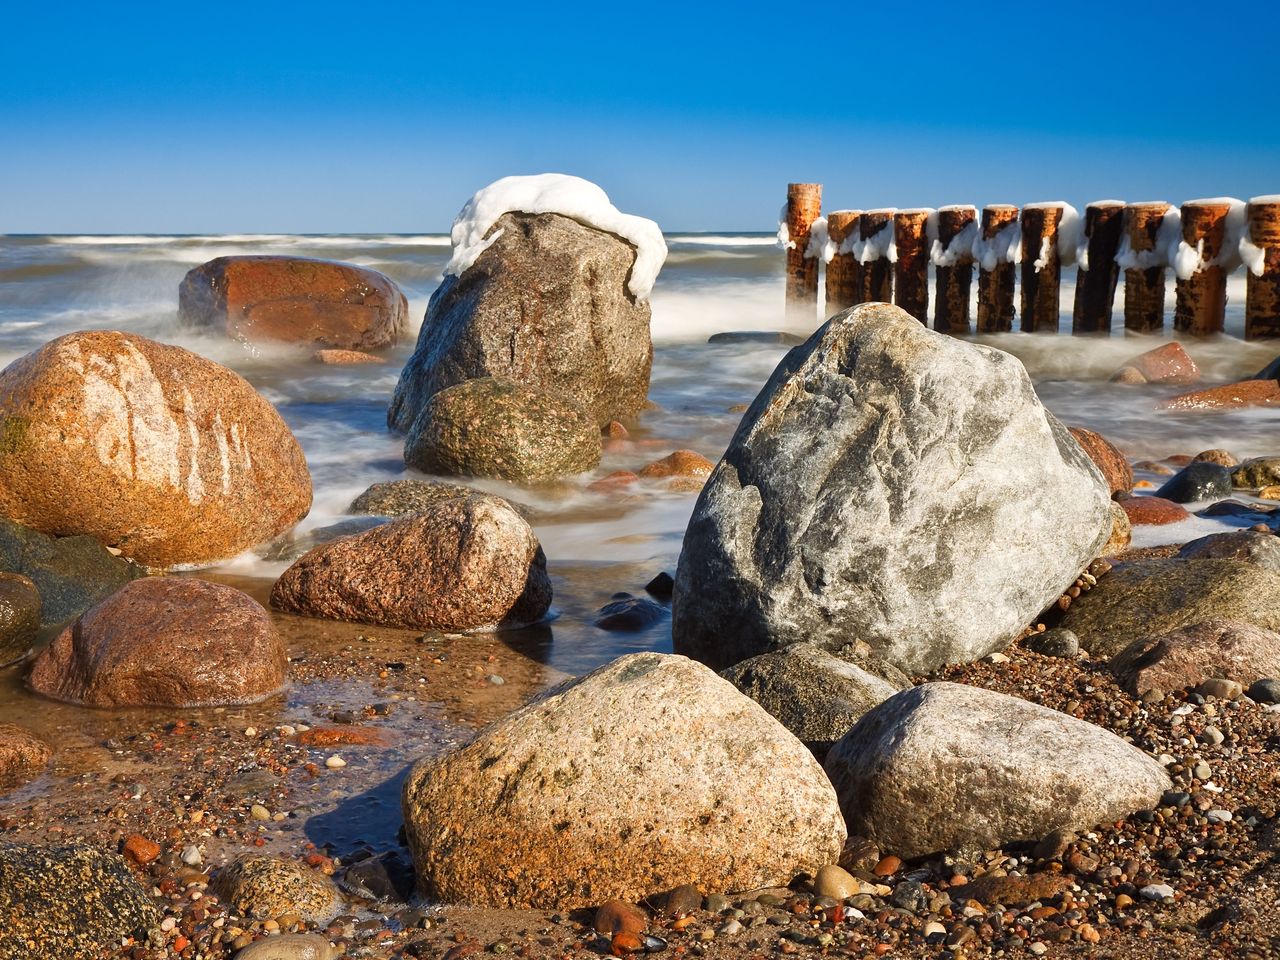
[0,842,160,960]
[1111,342,1199,385]
[29,577,287,707]
[1232,456,1280,489]
[389,212,653,430]
[0,330,312,568]
[720,643,903,755]
[1161,379,1280,411]
[179,256,408,350]
[0,724,51,790]
[211,855,339,923]
[0,518,144,628]
[823,683,1170,858]
[1177,530,1280,572]
[1155,461,1233,503]
[1068,427,1132,498]
[1118,496,1190,526]
[1110,619,1280,695]
[1060,558,1280,657]
[404,377,601,483]
[672,303,1110,674]
[348,478,478,517]
[594,595,668,632]
[271,496,551,630]
[0,573,39,666]
[401,652,846,908]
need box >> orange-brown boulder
[1161,379,1280,411]
[1068,428,1133,498]
[180,256,408,350]
[28,577,287,707]
[637,450,714,485]
[1116,342,1199,385]
[1119,496,1190,526]
[0,724,51,789]
[0,331,311,568]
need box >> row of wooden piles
[783,184,1280,338]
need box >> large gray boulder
[401,653,846,909]
[823,682,1170,859]
[1060,558,1280,657]
[672,303,1111,674]
[389,212,652,431]
[721,643,904,755]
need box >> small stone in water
[181,844,203,866]
[244,727,258,737]
[487,674,505,686]
[325,755,347,769]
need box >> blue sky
[3,1,1277,233]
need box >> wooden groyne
[783,188,1280,338]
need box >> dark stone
[340,851,415,904]
[707,332,806,346]
[1161,790,1192,808]
[1197,500,1278,526]
[594,596,668,632]
[1254,354,1280,381]
[1248,678,1280,704]
[643,572,675,601]
[888,880,926,914]
[0,519,144,628]
[389,212,652,431]
[1023,628,1080,658]
[0,842,160,960]
[1155,462,1234,503]
[0,574,39,666]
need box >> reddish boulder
[271,496,551,630]
[1119,496,1190,526]
[122,835,161,866]
[180,256,408,350]
[28,577,287,707]
[1161,379,1280,411]
[638,450,714,480]
[1110,619,1280,695]
[1068,428,1133,498]
[1115,342,1200,385]
[0,724,51,789]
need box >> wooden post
[1122,201,1171,335]
[1071,201,1124,334]
[858,209,895,304]
[977,205,1018,333]
[1245,197,1280,340]
[1174,199,1232,337]
[934,205,976,335]
[1020,203,1065,333]
[824,210,863,316]
[893,209,931,323]
[784,183,822,317]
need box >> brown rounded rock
[1119,496,1190,526]
[0,331,312,568]
[1194,448,1239,468]
[211,855,338,923]
[0,572,40,666]
[1110,619,1280,695]
[0,724,51,789]
[1109,365,1147,385]
[122,834,161,866]
[179,256,408,350]
[271,496,551,630]
[1068,427,1133,497]
[950,872,1072,907]
[637,450,715,481]
[595,900,647,936]
[1161,379,1280,411]
[1119,342,1199,385]
[28,577,287,707]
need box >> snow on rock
[443,174,667,300]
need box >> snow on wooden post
[933,205,976,335]
[784,183,822,316]
[858,209,896,304]
[893,209,931,323]
[1121,202,1172,335]
[1245,196,1280,340]
[824,210,862,315]
[1020,203,1065,333]
[1071,201,1124,334]
[976,205,1019,333]
[1174,199,1232,337]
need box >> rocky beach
[2,175,1280,960]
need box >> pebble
[1192,761,1212,781]
[1201,725,1225,746]
[325,755,346,769]
[1207,808,1234,823]
[1029,944,1048,957]
[1024,628,1080,658]
[873,855,901,877]
[812,864,858,900]
[232,933,336,960]
[717,919,742,936]
[1196,678,1243,700]
[1140,883,1175,902]
[181,844,203,866]
[250,804,271,821]
[1247,678,1280,704]
[703,894,729,914]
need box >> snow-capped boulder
[672,303,1111,674]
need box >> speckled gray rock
[721,643,903,754]
[1060,559,1280,657]
[234,935,336,960]
[0,842,160,960]
[389,212,653,430]
[211,855,339,923]
[1024,628,1080,658]
[672,303,1111,673]
[347,478,478,516]
[271,495,551,630]
[1177,530,1280,572]
[0,572,39,666]
[1109,619,1280,695]
[404,377,602,483]
[0,518,144,627]
[1232,457,1280,489]
[823,683,1170,859]
[256,516,387,563]
[402,652,846,909]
